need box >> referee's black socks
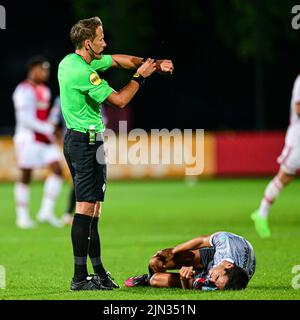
[71,213,92,282]
[88,217,107,278]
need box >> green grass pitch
[0,179,300,300]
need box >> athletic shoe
[70,274,112,291]
[61,213,73,226]
[125,274,149,287]
[100,271,120,289]
[251,210,271,238]
[37,212,63,228]
[16,217,37,229]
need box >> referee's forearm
[111,54,143,69]
[106,80,140,108]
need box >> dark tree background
[1,0,300,133]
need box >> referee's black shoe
[100,271,120,289]
[70,274,112,291]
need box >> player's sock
[14,182,30,221]
[38,174,63,216]
[147,265,155,282]
[88,217,107,277]
[71,214,92,282]
[258,176,283,218]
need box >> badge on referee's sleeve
[89,72,101,86]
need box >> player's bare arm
[153,248,174,261]
[172,235,212,255]
[111,54,174,74]
[179,266,194,289]
[149,236,212,270]
[105,59,156,108]
[150,248,202,273]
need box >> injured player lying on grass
[125,232,256,291]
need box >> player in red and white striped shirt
[13,56,63,229]
[251,74,300,238]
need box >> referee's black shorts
[63,129,106,203]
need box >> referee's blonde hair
[70,16,102,49]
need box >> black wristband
[131,72,145,86]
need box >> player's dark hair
[224,266,249,290]
[70,16,102,49]
[27,56,50,71]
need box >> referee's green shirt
[58,53,113,133]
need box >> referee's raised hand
[155,59,174,75]
[136,58,157,78]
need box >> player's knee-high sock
[147,265,155,282]
[38,174,63,216]
[71,214,92,281]
[258,176,283,218]
[14,182,30,220]
[88,217,107,277]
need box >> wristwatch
[131,72,145,86]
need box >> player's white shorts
[14,138,62,169]
[277,145,300,175]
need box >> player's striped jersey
[12,81,53,143]
[290,75,300,125]
[209,232,256,279]
[285,75,300,147]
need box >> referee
[58,16,174,290]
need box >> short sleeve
[90,55,113,72]
[211,232,235,265]
[293,75,300,103]
[75,68,113,105]
[209,232,221,246]
[13,84,36,112]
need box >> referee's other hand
[156,59,174,75]
[137,58,157,78]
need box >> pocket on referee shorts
[70,142,94,172]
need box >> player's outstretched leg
[251,210,271,239]
[125,273,181,288]
[251,170,293,238]
[125,256,166,288]
[149,272,181,288]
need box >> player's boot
[16,217,37,229]
[251,210,271,238]
[37,211,63,228]
[70,274,112,291]
[125,274,150,287]
[100,271,120,289]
